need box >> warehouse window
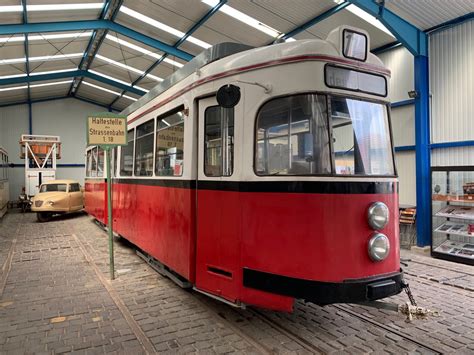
[255,94,330,175]
[135,120,155,176]
[204,106,234,177]
[155,108,185,176]
[120,129,134,176]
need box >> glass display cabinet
[432,166,474,265]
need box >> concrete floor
[0,210,473,354]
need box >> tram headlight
[368,233,390,262]
[367,202,389,230]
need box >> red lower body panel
[84,179,107,224]
[85,178,400,312]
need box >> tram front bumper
[243,268,403,305]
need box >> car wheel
[37,212,52,222]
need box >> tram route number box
[87,113,127,147]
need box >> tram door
[195,95,242,302]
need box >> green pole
[106,147,115,280]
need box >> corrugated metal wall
[377,47,416,205]
[0,98,104,200]
[430,20,474,164]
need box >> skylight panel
[105,35,184,68]
[95,54,163,82]
[202,0,283,38]
[120,6,211,49]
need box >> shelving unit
[431,166,474,265]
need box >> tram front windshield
[331,96,394,176]
[255,94,394,176]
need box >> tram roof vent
[121,42,254,116]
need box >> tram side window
[155,109,185,176]
[120,129,134,176]
[255,94,331,175]
[90,147,98,177]
[97,147,105,177]
[86,150,92,177]
[135,120,155,176]
[204,106,234,177]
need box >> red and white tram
[85,26,403,312]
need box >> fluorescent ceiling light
[29,53,84,63]
[122,94,137,102]
[83,81,120,95]
[95,54,163,82]
[133,85,149,93]
[202,0,283,38]
[105,35,184,68]
[0,73,28,80]
[120,6,211,49]
[0,53,83,65]
[333,0,394,37]
[0,32,92,44]
[89,69,132,86]
[30,80,72,88]
[0,6,22,13]
[31,68,78,76]
[0,3,103,13]
[0,79,72,92]
[0,84,27,92]
[28,3,103,11]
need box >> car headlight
[46,200,55,206]
[368,233,390,262]
[367,202,389,230]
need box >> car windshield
[330,96,394,175]
[40,184,67,193]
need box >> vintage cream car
[31,180,84,222]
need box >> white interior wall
[430,20,474,148]
[0,98,105,201]
[377,47,416,205]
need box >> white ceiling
[0,0,472,110]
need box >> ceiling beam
[347,0,427,56]
[279,1,350,41]
[21,0,30,103]
[108,0,227,109]
[70,0,124,96]
[0,69,147,96]
[0,20,193,61]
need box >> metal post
[414,55,431,247]
[106,147,114,279]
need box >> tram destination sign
[87,113,128,147]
